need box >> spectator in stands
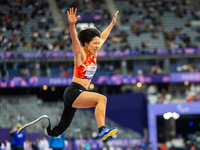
[64,140,69,150]
[46,7,119,141]
[20,67,30,77]
[147,84,158,104]
[140,138,152,149]
[5,140,11,150]
[0,142,3,150]
[171,134,185,150]
[157,92,164,103]
[185,83,200,102]
[164,91,172,103]
[159,142,167,150]
[49,133,65,150]
[10,123,25,150]
[150,65,163,74]
[17,114,24,124]
[37,138,49,150]
[152,31,160,39]
[24,140,32,150]
[37,97,43,107]
[165,139,172,150]
[141,41,150,50]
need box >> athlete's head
[78,28,101,54]
[78,28,101,46]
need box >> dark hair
[78,28,101,46]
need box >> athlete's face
[86,36,100,55]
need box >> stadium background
[1,0,200,150]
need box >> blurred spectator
[150,65,163,74]
[17,114,24,124]
[185,83,200,102]
[20,68,30,77]
[5,140,11,150]
[64,140,69,150]
[147,84,158,104]
[37,138,49,150]
[159,142,167,150]
[185,140,194,150]
[140,138,152,149]
[157,92,164,103]
[165,139,172,150]
[10,123,25,150]
[171,135,185,150]
[152,31,160,39]
[24,140,32,150]
[37,97,43,107]
[0,142,3,150]
[164,91,172,103]
[161,88,172,103]
[49,133,65,150]
[141,41,150,49]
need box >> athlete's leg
[47,104,77,137]
[72,91,107,128]
[72,91,118,141]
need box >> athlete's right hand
[67,7,80,25]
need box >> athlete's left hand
[111,10,119,25]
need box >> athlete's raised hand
[111,10,119,25]
[67,7,80,25]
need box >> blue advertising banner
[170,72,200,82]
[1,72,200,88]
[1,48,200,59]
[0,74,169,88]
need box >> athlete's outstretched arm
[99,11,119,48]
[67,7,81,56]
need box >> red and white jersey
[73,51,97,79]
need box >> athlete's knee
[46,126,63,137]
[98,95,107,104]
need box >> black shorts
[63,82,87,107]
